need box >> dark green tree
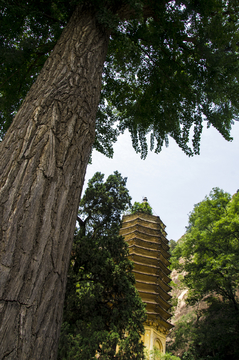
[168,299,239,360]
[58,171,146,360]
[168,188,239,360]
[1,1,239,358]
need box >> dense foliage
[173,188,239,306]
[1,0,239,156]
[131,201,153,215]
[168,188,239,360]
[145,348,181,360]
[168,300,239,360]
[58,172,146,360]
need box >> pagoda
[119,206,173,353]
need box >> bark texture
[0,6,109,359]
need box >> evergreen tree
[58,172,146,360]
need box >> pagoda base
[142,321,169,354]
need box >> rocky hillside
[169,268,208,324]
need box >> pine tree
[58,172,146,360]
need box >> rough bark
[0,6,109,359]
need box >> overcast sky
[84,121,239,241]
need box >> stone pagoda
[119,207,173,353]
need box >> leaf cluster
[145,347,181,360]
[130,201,153,215]
[102,0,239,158]
[1,1,239,157]
[78,171,132,235]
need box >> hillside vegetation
[167,189,239,360]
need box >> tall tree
[180,188,239,308]
[58,171,146,360]
[1,1,239,358]
[168,188,239,359]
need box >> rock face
[170,269,192,323]
[170,267,211,325]
[119,213,173,353]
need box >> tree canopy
[175,188,239,306]
[169,188,239,359]
[131,200,153,215]
[58,171,146,360]
[1,0,239,157]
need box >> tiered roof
[119,213,173,333]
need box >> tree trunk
[0,6,109,359]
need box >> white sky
[84,122,239,241]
